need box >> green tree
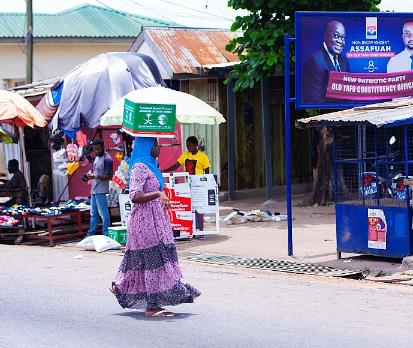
[226,0,381,205]
[226,0,380,91]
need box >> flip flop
[145,309,175,317]
[109,283,116,295]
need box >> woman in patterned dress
[111,137,200,317]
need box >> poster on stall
[164,182,193,238]
[190,174,219,214]
[367,208,387,250]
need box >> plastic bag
[77,236,96,250]
[93,235,121,253]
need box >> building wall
[0,43,129,88]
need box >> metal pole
[226,79,236,200]
[261,78,273,201]
[19,127,32,206]
[284,34,293,256]
[26,0,33,84]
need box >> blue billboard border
[295,11,413,110]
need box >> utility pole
[26,0,33,84]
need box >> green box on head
[122,100,176,138]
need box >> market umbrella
[0,90,46,128]
[100,86,226,126]
[54,52,165,132]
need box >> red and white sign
[163,178,193,239]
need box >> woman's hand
[158,191,170,209]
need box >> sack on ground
[77,235,121,252]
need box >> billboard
[296,12,413,109]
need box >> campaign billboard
[296,12,413,109]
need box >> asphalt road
[1,243,413,348]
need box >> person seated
[0,159,27,206]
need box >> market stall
[0,90,48,243]
[297,98,413,258]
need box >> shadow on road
[113,311,196,321]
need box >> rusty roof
[136,27,240,75]
[296,98,413,128]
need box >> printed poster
[367,208,387,250]
[296,12,413,108]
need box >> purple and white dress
[113,163,200,309]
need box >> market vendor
[162,136,210,175]
[0,159,27,206]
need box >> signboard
[367,208,387,250]
[163,173,193,239]
[122,100,176,138]
[119,193,132,226]
[190,174,219,214]
[296,12,413,109]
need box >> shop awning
[296,97,413,128]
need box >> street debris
[222,209,288,225]
[402,256,413,270]
[74,254,84,259]
[364,269,413,285]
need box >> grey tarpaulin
[56,52,165,132]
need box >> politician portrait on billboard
[296,12,413,109]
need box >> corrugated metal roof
[10,78,59,98]
[0,5,175,39]
[202,61,239,69]
[143,27,240,75]
[296,98,413,128]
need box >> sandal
[145,309,175,317]
[109,282,117,295]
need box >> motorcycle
[360,171,387,199]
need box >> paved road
[1,244,413,348]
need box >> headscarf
[128,137,164,190]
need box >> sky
[0,0,410,28]
[0,0,246,28]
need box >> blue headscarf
[128,137,164,190]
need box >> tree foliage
[226,0,381,91]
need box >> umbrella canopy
[0,90,46,128]
[55,52,165,132]
[100,86,226,126]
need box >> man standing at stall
[86,138,113,236]
[162,136,210,175]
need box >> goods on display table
[0,199,91,246]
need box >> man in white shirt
[387,22,413,73]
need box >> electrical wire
[158,0,233,20]
[94,0,177,24]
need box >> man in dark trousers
[0,159,27,206]
[302,20,350,104]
